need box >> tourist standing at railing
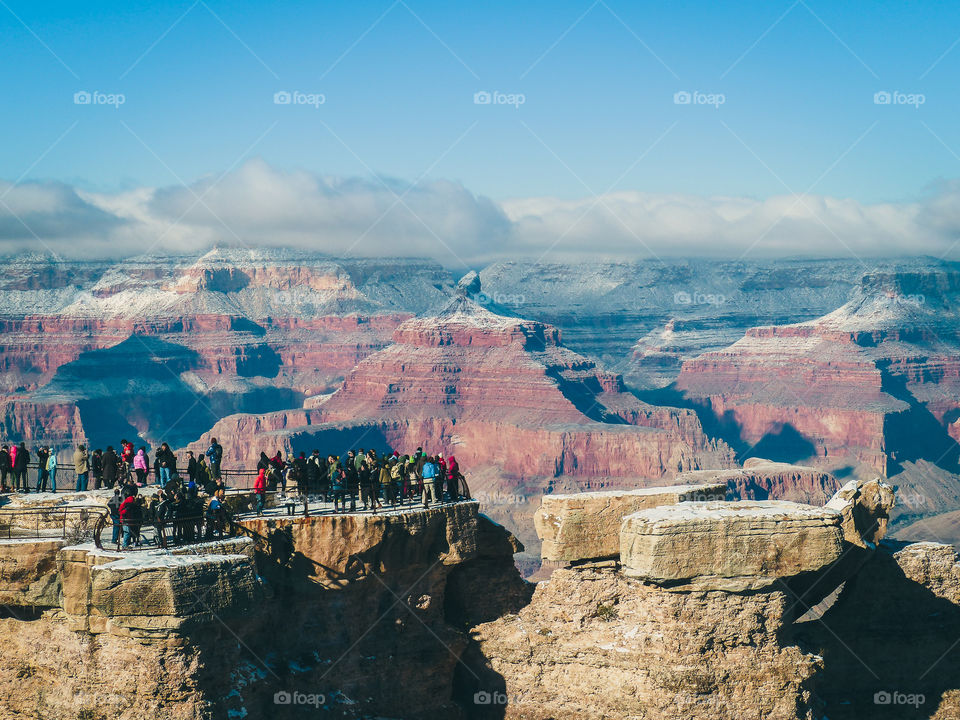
[35,446,49,492]
[102,446,118,489]
[91,449,102,490]
[133,448,148,485]
[186,450,198,484]
[253,468,266,515]
[157,442,175,485]
[331,459,347,512]
[307,450,324,499]
[379,459,395,507]
[45,449,57,493]
[422,456,440,508]
[206,438,223,480]
[446,456,460,501]
[108,488,122,544]
[0,445,10,489]
[71,445,88,492]
[13,442,29,491]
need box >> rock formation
[461,480,960,719]
[674,268,960,477]
[0,497,532,720]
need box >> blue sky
[2,1,960,263]
[3,0,958,202]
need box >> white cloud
[0,159,956,263]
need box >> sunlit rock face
[675,269,960,476]
[0,249,455,449]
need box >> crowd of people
[0,436,467,548]
[251,446,465,515]
[0,438,223,494]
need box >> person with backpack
[421,456,439,508]
[206,438,223,480]
[380,459,396,507]
[72,444,88,492]
[306,450,323,498]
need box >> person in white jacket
[46,450,57,493]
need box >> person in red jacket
[253,468,266,516]
[118,491,137,548]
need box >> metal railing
[93,512,238,551]
[0,505,108,542]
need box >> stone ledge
[535,483,727,563]
[620,500,844,591]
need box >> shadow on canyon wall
[636,385,818,466]
[795,544,960,719]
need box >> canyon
[0,477,956,719]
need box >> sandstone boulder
[620,500,844,590]
[535,483,726,563]
[825,477,895,547]
[0,538,66,608]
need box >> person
[102,446,118,488]
[0,445,10,489]
[195,455,210,492]
[35,446,49,492]
[133,447,148,485]
[206,438,223,480]
[330,459,347,513]
[422,455,439,508]
[119,488,138,549]
[186,450,198,485]
[381,459,396,507]
[306,450,323,499]
[358,459,376,512]
[73,444,89,492]
[46,449,57,493]
[293,452,308,498]
[8,443,17,483]
[157,442,174,485]
[345,455,359,511]
[253,468,266,515]
[13,442,29,491]
[269,451,285,494]
[91,448,103,490]
[446,455,460,502]
[205,490,226,539]
[107,488,122,545]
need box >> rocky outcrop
[535,482,726,563]
[462,483,960,720]
[676,458,842,505]
[674,268,960,478]
[620,501,844,591]
[825,477,895,547]
[0,498,533,720]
